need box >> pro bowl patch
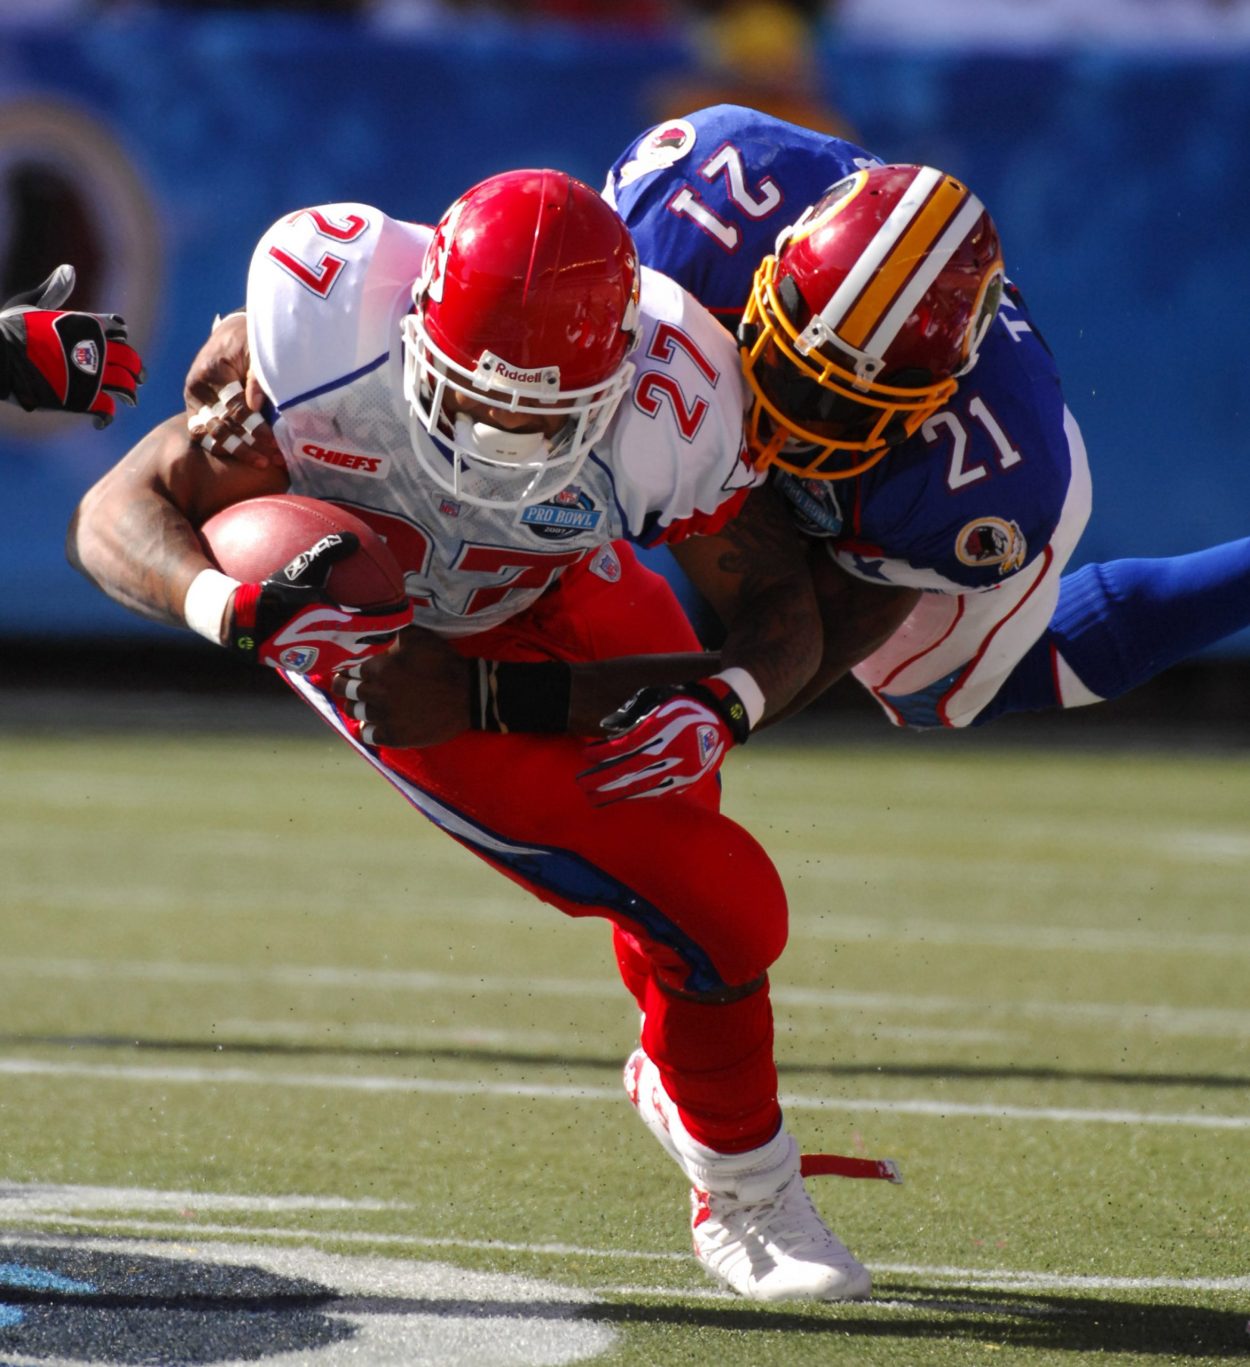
[520,486,601,539]
[955,517,1027,574]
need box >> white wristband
[184,567,242,645]
[712,666,766,730]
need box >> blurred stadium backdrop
[2,8,1250,669]
[2,14,1249,1363]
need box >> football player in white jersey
[69,170,890,1304]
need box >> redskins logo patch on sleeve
[614,119,697,188]
[955,517,1027,575]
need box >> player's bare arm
[573,482,822,803]
[70,413,407,674]
[767,551,921,727]
[67,412,288,625]
[334,483,821,749]
[669,480,821,718]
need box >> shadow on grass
[0,1271,1244,1360]
[591,1283,1250,1357]
[2,1031,1247,1093]
[2,1279,1236,1356]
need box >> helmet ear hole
[882,367,935,391]
[777,272,805,325]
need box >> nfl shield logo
[280,645,320,673]
[589,546,621,583]
[71,340,100,375]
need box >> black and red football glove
[0,265,144,426]
[576,676,752,806]
[228,533,411,676]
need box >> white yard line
[794,914,1250,956]
[0,1182,401,1213]
[217,1016,1015,1048]
[0,1056,1245,1130]
[3,955,1250,1037]
[0,1201,1246,1298]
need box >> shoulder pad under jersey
[247,204,431,409]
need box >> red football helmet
[403,168,641,507]
[739,164,1005,479]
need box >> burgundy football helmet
[739,163,1005,479]
[403,168,641,507]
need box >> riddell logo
[493,361,547,385]
[301,443,388,476]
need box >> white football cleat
[624,1047,872,1302]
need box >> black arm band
[470,659,573,734]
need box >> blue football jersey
[604,103,1077,593]
[604,103,879,328]
[801,287,1071,591]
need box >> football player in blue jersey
[598,104,1250,738]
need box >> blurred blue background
[3,5,1249,655]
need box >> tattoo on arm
[682,487,822,716]
[765,554,921,726]
[111,496,209,625]
[67,412,285,629]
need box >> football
[198,494,405,609]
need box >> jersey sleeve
[604,103,881,326]
[246,204,428,410]
[608,267,764,545]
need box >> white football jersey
[246,203,760,637]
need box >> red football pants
[290,545,788,1152]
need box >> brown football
[198,494,405,608]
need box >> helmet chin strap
[454,413,549,468]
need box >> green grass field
[1,720,1247,1365]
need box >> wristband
[710,667,766,730]
[184,567,241,645]
[470,659,572,734]
[687,676,751,745]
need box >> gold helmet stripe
[838,171,976,351]
[864,191,989,360]
[807,166,946,341]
